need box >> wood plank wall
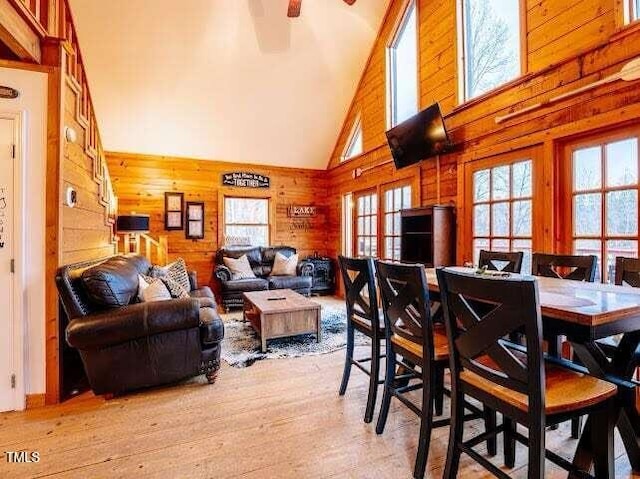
[326,0,640,267]
[106,152,329,292]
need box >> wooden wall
[326,0,640,265]
[106,152,329,291]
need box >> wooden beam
[0,0,41,62]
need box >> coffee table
[242,289,322,352]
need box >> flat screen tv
[385,103,451,170]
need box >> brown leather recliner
[56,254,224,396]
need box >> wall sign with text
[222,172,270,188]
[288,205,317,217]
[0,86,19,99]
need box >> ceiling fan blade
[288,0,302,17]
[343,0,356,4]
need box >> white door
[0,118,15,412]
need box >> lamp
[116,214,150,253]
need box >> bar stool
[337,255,385,423]
[437,267,618,479]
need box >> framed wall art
[186,201,205,240]
[164,192,184,230]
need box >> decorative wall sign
[288,205,317,217]
[164,192,184,230]
[186,202,205,240]
[222,172,270,188]
[0,86,19,99]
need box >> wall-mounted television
[385,103,451,170]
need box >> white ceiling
[68,0,389,170]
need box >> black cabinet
[305,256,335,295]
[400,205,455,267]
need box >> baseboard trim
[26,394,46,409]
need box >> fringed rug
[221,306,368,368]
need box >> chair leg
[483,407,497,457]
[571,416,583,439]
[338,323,354,396]
[527,414,545,479]
[503,416,516,468]
[434,363,445,416]
[375,344,396,435]
[414,364,435,479]
[364,338,381,423]
[591,405,615,479]
[443,389,464,479]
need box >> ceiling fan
[288,0,357,18]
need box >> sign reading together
[222,172,270,189]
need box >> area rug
[221,306,369,368]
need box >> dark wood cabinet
[400,205,455,267]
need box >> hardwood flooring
[0,299,638,478]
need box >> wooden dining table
[425,267,640,474]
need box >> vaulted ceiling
[68,0,390,169]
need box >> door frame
[0,111,26,411]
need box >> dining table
[424,267,640,475]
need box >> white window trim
[456,0,526,105]
[385,0,419,130]
[340,115,363,162]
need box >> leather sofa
[214,246,314,311]
[56,254,224,396]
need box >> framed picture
[186,201,205,240]
[165,192,184,230]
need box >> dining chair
[615,256,640,287]
[374,261,485,479]
[478,250,524,273]
[337,255,385,424]
[437,267,618,479]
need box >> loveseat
[56,254,224,395]
[214,246,314,311]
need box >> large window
[354,191,378,257]
[383,184,412,260]
[624,0,640,23]
[342,117,363,162]
[567,134,640,282]
[459,0,523,101]
[472,159,533,271]
[387,0,418,128]
[224,197,269,247]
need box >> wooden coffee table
[242,289,322,352]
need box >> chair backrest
[478,250,524,273]
[338,256,381,335]
[531,253,597,282]
[375,261,434,359]
[615,256,640,287]
[436,268,544,409]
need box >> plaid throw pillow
[162,277,190,299]
[150,258,191,292]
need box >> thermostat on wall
[66,187,77,208]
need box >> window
[342,193,353,256]
[224,197,269,246]
[383,185,412,260]
[354,191,378,257]
[459,0,523,101]
[472,159,533,272]
[624,0,640,23]
[342,118,363,162]
[387,0,418,128]
[567,135,640,282]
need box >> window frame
[353,188,379,257]
[462,146,543,266]
[386,0,420,130]
[341,115,363,162]
[622,0,640,24]
[221,195,271,247]
[456,0,528,105]
[382,181,413,260]
[558,126,640,282]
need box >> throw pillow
[141,278,172,302]
[223,254,256,280]
[162,277,190,299]
[137,274,150,302]
[150,258,191,292]
[271,252,298,276]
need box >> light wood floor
[1,301,638,478]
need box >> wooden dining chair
[615,256,640,287]
[375,261,485,479]
[437,267,618,479]
[337,255,385,424]
[479,250,524,273]
[531,253,597,282]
